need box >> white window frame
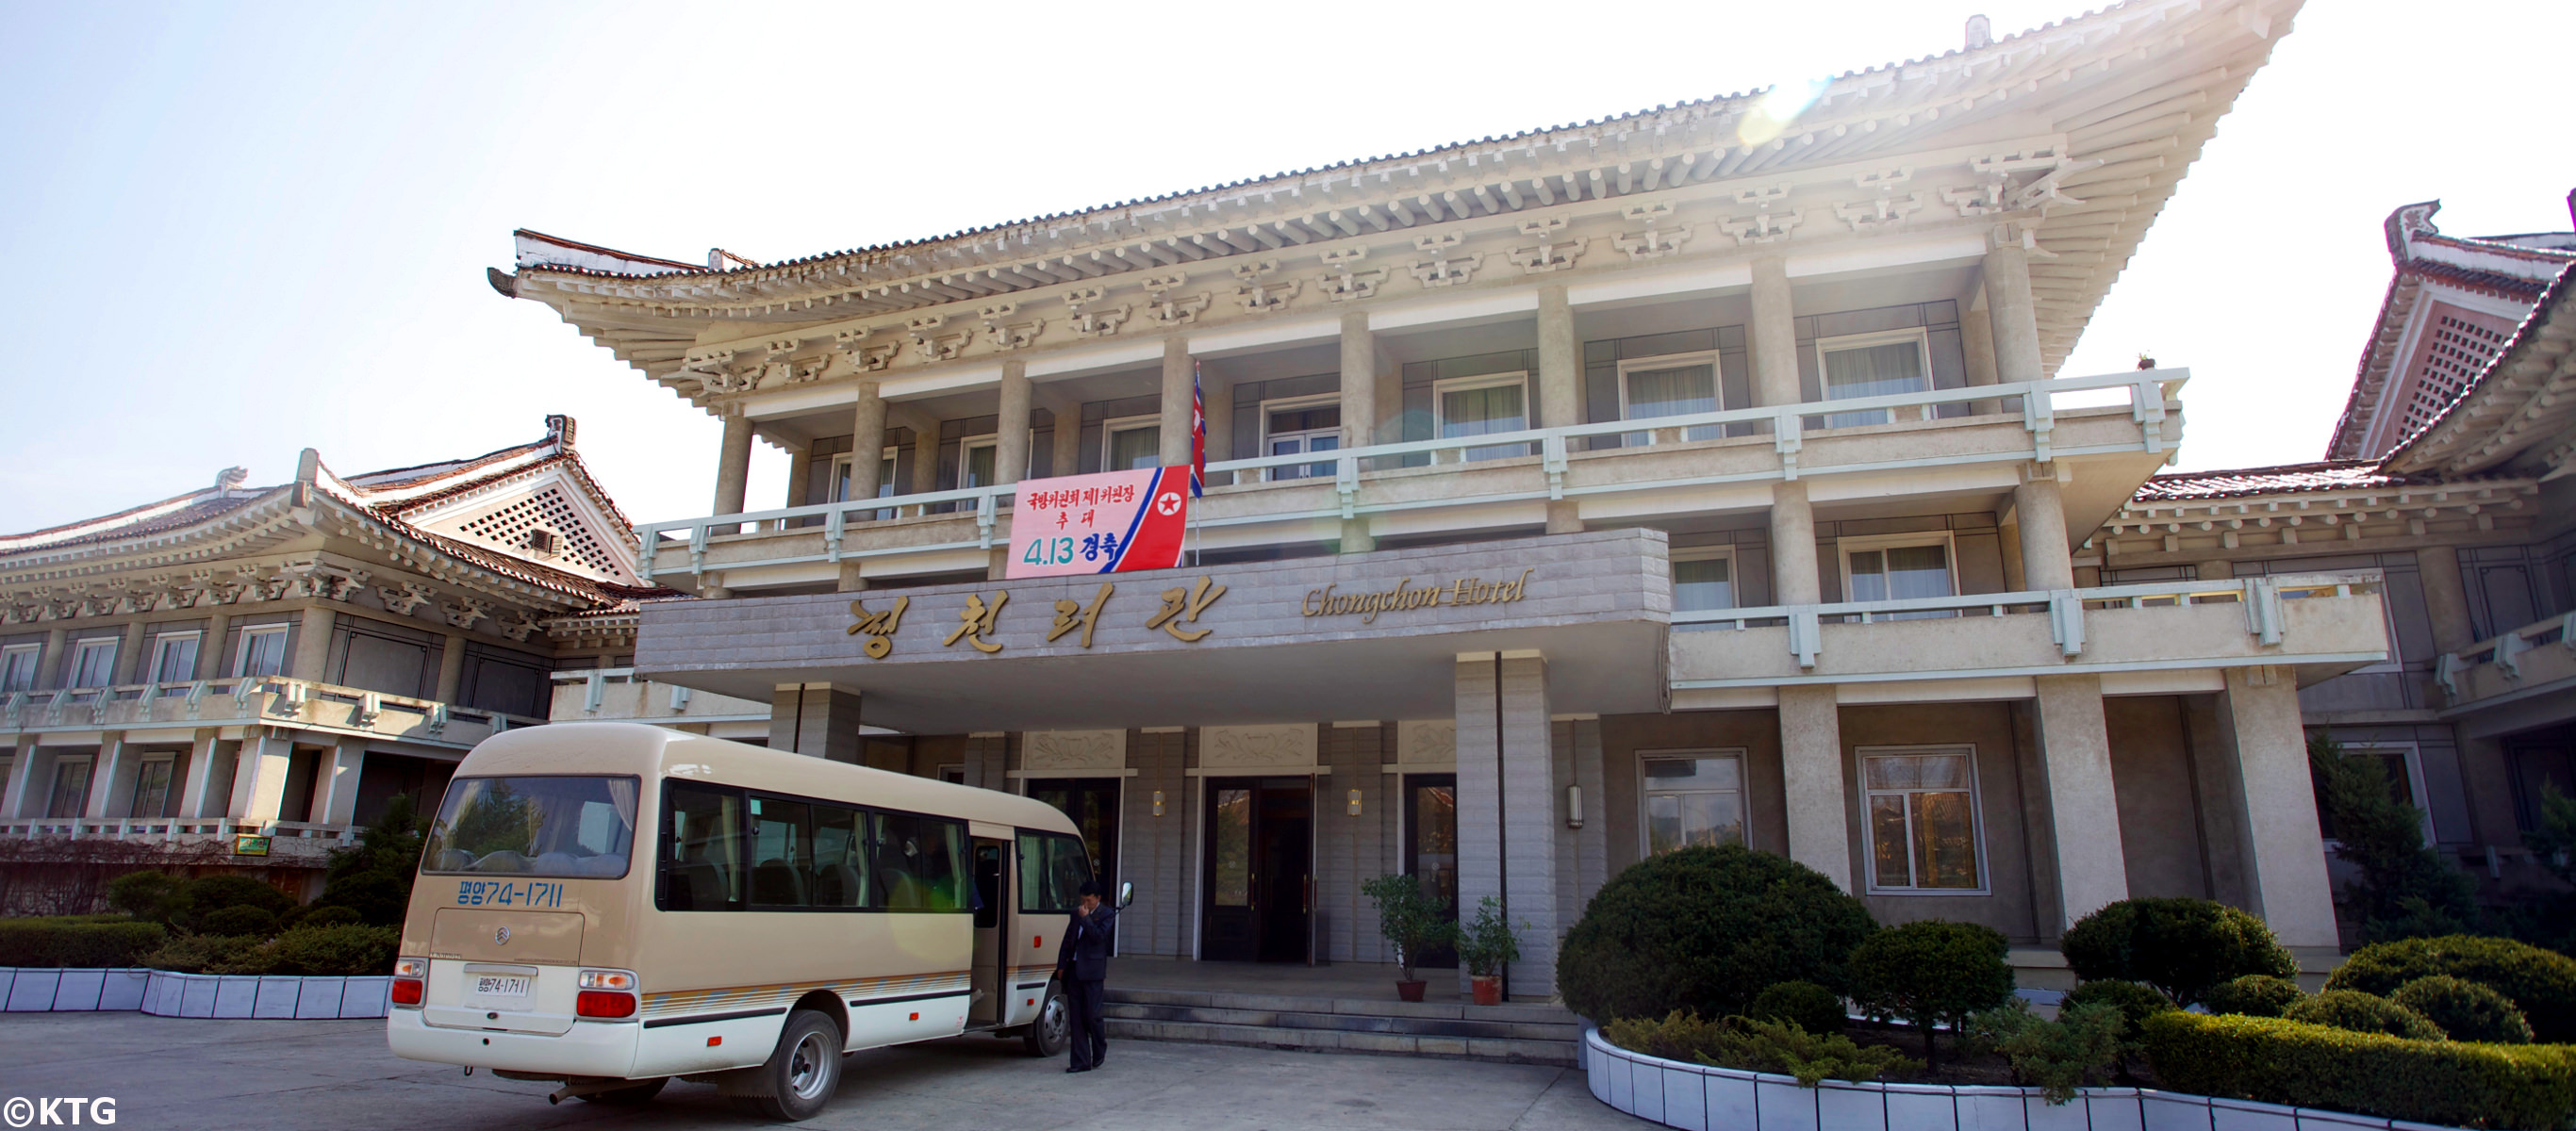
[234,625,289,679]
[1670,546,1740,614]
[1615,351,1727,444]
[2325,741,2436,847]
[955,434,999,489]
[0,643,39,694]
[1100,415,1163,472]
[47,754,95,819]
[1858,744,1990,895]
[68,638,119,688]
[1259,394,1343,482]
[129,753,177,818]
[1836,531,1959,605]
[1431,371,1533,460]
[1814,328,1934,425]
[1637,748,1750,858]
[148,631,201,685]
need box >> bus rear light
[389,979,423,1007]
[576,991,636,1019]
[393,958,426,979]
[577,969,636,992]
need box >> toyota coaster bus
[387,722,1119,1121]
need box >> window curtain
[1626,364,1721,442]
[1441,384,1528,460]
[1823,341,1928,427]
[1108,426,1161,470]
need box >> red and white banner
[1006,467,1191,578]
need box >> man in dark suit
[1055,879,1120,1073]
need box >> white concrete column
[231,729,292,824]
[2416,545,2478,654]
[909,415,940,494]
[1338,314,1379,552]
[199,613,231,680]
[1769,482,1822,605]
[711,407,754,528]
[3,738,39,818]
[34,627,67,690]
[2218,665,2339,952]
[1535,286,1578,428]
[1452,650,1560,1000]
[1750,254,1800,407]
[1160,336,1195,466]
[435,632,468,704]
[2013,470,2075,591]
[291,608,335,683]
[847,382,887,500]
[112,621,148,685]
[1778,686,1853,891]
[1962,300,2002,416]
[1985,238,2044,385]
[2034,674,2130,928]
[321,739,366,826]
[177,731,223,820]
[1043,389,1083,481]
[996,360,1032,486]
[85,732,127,818]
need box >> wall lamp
[1347,789,1363,817]
[1151,791,1165,817]
[1567,785,1585,829]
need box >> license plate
[470,975,533,1002]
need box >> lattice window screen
[2401,314,2510,437]
[456,487,619,574]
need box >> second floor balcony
[2436,613,2575,716]
[0,675,537,749]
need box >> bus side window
[1016,832,1086,914]
[748,796,813,908]
[878,813,968,911]
[809,804,872,910]
[659,782,743,911]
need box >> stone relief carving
[1397,719,1459,767]
[1200,723,1318,769]
[1022,729,1127,772]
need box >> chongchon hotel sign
[1301,569,1534,625]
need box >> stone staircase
[1102,984,1582,1066]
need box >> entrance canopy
[636,529,1671,733]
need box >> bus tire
[751,1009,844,1122]
[578,1077,667,1105]
[1023,981,1070,1057]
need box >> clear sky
[1,0,2568,534]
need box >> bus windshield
[423,775,638,877]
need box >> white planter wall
[1581,1028,2466,1131]
[0,967,387,1020]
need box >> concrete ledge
[0,968,387,1020]
[1582,1027,2469,1131]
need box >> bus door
[969,835,1007,1024]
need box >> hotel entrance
[1025,779,1120,899]
[1200,778,1313,963]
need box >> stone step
[1102,1016,1579,1066]
[1102,999,1580,1042]
[1106,985,1578,1027]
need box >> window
[421,775,638,877]
[0,645,38,694]
[1434,373,1531,461]
[657,781,744,910]
[67,639,118,688]
[235,627,288,679]
[1262,398,1341,481]
[2316,743,2435,846]
[1102,417,1162,471]
[1817,330,1931,428]
[47,757,92,819]
[938,764,966,786]
[874,811,968,910]
[749,795,815,907]
[1619,352,1724,443]
[148,632,200,684]
[1017,830,1092,913]
[832,446,901,518]
[1641,753,1746,855]
[1841,533,1955,618]
[1862,748,1986,893]
[129,757,175,819]
[1672,548,1736,613]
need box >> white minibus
[387,723,1118,1121]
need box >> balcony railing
[0,677,542,747]
[0,815,353,853]
[1670,573,2388,689]
[2436,613,2576,713]
[637,369,2185,585]
[548,667,774,722]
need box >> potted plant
[1361,873,1457,1003]
[1458,895,1523,1007]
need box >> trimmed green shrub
[1557,844,1876,1023]
[0,917,167,967]
[141,933,266,974]
[314,794,424,926]
[2312,736,2478,942]
[2143,1010,2576,1130]
[2060,897,2295,1007]
[2063,978,2176,1033]
[2285,989,2446,1040]
[2204,974,2306,1018]
[105,871,187,923]
[261,924,399,976]
[1967,999,2127,1104]
[298,905,364,929]
[2394,975,2534,1044]
[1748,980,1847,1036]
[1603,1009,1733,1063]
[173,876,293,930]
[2326,935,2576,1043]
[1850,919,2015,1067]
[197,905,278,939]
[1705,1016,1919,1088]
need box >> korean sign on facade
[1006,467,1191,578]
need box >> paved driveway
[0,1012,1641,1130]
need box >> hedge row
[0,918,168,968]
[2142,1010,2576,1131]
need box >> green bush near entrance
[2059,896,2295,1007]
[2394,975,2535,1044]
[2284,990,2447,1041]
[0,917,167,967]
[1849,920,2016,1068]
[2203,974,2306,1018]
[1556,844,1876,1024]
[1747,980,1847,1036]
[2142,1010,2576,1131]
[2326,935,2576,1043]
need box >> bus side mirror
[1117,881,1134,910]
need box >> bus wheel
[1023,982,1070,1057]
[751,1009,844,1122]
[577,1078,667,1105]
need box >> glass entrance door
[1200,778,1313,963]
[1025,779,1119,900]
[1402,774,1460,969]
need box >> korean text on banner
[1007,467,1191,578]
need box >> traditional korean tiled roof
[2130,461,2409,502]
[2381,258,2576,479]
